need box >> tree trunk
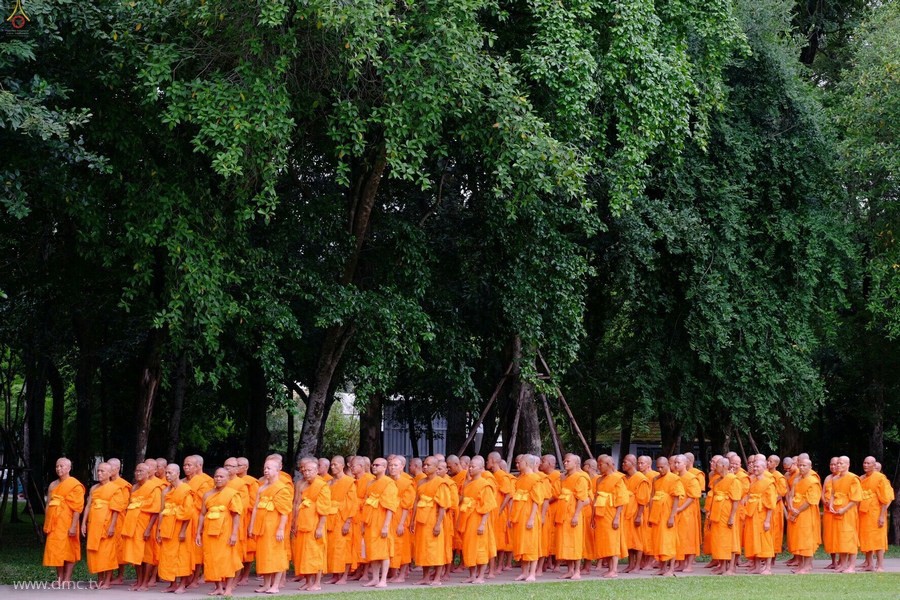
[166,353,188,462]
[509,336,541,457]
[134,328,165,464]
[779,415,803,457]
[72,315,95,484]
[23,350,48,514]
[246,357,271,473]
[619,401,634,462]
[868,382,884,461]
[406,398,419,458]
[445,399,467,458]
[46,361,65,474]
[358,393,383,459]
[658,408,682,457]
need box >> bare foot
[473,578,485,584]
[374,582,387,588]
[362,579,377,587]
[524,575,536,582]
[602,573,617,579]
[514,574,526,581]
[308,585,322,591]
[264,588,280,594]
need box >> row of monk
[41,450,894,593]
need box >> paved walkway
[5,559,899,598]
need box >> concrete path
[5,559,899,598]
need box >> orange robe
[294,476,331,574]
[771,470,788,553]
[510,472,545,562]
[789,474,822,557]
[144,478,169,565]
[593,471,628,559]
[200,487,243,581]
[326,474,356,574]
[241,475,260,561]
[540,470,561,557]
[158,482,195,581]
[361,476,399,562]
[743,476,777,559]
[252,480,292,575]
[831,472,863,553]
[458,474,497,567]
[225,477,250,564]
[351,473,375,566]
[390,473,416,568]
[121,481,162,565]
[414,476,453,567]
[822,476,835,554]
[624,471,650,552]
[43,477,85,567]
[451,470,468,552]
[648,472,684,561]
[555,470,591,561]
[708,473,742,560]
[278,471,295,561]
[490,469,514,552]
[639,469,658,556]
[702,472,721,556]
[110,476,132,567]
[187,473,214,567]
[676,470,702,559]
[859,472,894,552]
[86,481,128,573]
[443,475,459,564]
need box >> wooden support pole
[457,361,514,456]
[506,386,524,467]
[746,430,760,456]
[537,351,593,459]
[734,426,748,467]
[541,393,563,469]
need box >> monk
[388,455,415,583]
[157,463,194,593]
[318,458,333,482]
[120,462,162,591]
[292,457,331,590]
[647,457,684,577]
[457,456,496,584]
[142,458,169,588]
[411,456,452,585]
[551,454,589,579]
[196,468,242,596]
[249,458,292,594]
[743,458,776,575]
[788,457,821,574]
[346,457,374,581]
[183,455,214,588]
[43,458,85,584]
[486,451,513,577]
[410,457,425,485]
[235,457,259,585]
[829,455,863,573]
[447,455,467,565]
[702,454,723,568]
[357,457,396,588]
[636,455,658,568]
[82,462,128,589]
[436,459,457,580]
[766,455,787,555]
[822,456,839,568]
[859,456,895,572]
[325,456,357,584]
[509,454,545,582]
[621,454,650,573]
[222,458,250,584]
[537,454,561,574]
[672,454,701,573]
[707,457,741,575]
[593,454,627,578]
[782,455,801,566]
[105,458,131,585]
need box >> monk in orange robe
[592,454,627,578]
[671,454,701,573]
[702,454,722,567]
[435,459,457,579]
[787,457,821,574]
[196,468,243,596]
[766,455,788,555]
[249,458,292,593]
[621,454,650,573]
[348,457,375,580]
[292,457,331,590]
[235,457,259,585]
[120,462,162,591]
[325,456,356,584]
[829,455,862,573]
[104,457,131,585]
[486,452,513,577]
[859,456,895,572]
[580,458,598,572]
[647,457,684,576]
[707,457,741,575]
[82,462,127,589]
[509,454,545,582]
[388,456,415,582]
[318,458,333,482]
[43,458,85,584]
[409,457,425,485]
[550,454,589,579]
[221,458,250,585]
[457,456,496,583]
[743,458,776,575]
[157,463,194,593]
[412,456,453,585]
[183,454,214,588]
[537,455,561,574]
[448,455,468,569]
[141,459,169,587]
[357,457,397,588]
[636,455,659,568]
[822,456,839,568]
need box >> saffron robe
[187,472,214,567]
[325,474,356,574]
[859,472,894,552]
[831,472,863,553]
[251,480,292,575]
[121,481,162,565]
[390,473,416,569]
[707,473,742,561]
[510,472,545,562]
[86,481,128,574]
[624,471,650,552]
[593,471,628,560]
[676,470,702,559]
[414,476,453,567]
[240,475,260,561]
[458,474,497,567]
[555,470,590,561]
[200,487,243,582]
[788,474,822,557]
[158,482,195,581]
[490,469,514,552]
[743,476,777,559]
[648,472,684,562]
[361,476,398,562]
[294,476,332,574]
[43,476,85,567]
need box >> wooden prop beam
[541,393,563,469]
[505,386,524,467]
[537,351,593,459]
[457,361,514,456]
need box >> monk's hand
[81,523,87,537]
[144,528,152,540]
[195,534,202,546]
[634,515,642,527]
[878,515,885,527]
[229,532,237,546]
[432,525,441,537]
[477,525,484,536]
[570,517,578,528]
[526,518,534,530]
[727,518,734,528]
[612,516,619,530]
[342,520,352,536]
[179,530,186,542]
[276,528,284,542]
[396,524,405,536]
[107,525,115,538]
[68,525,77,537]
[666,516,674,528]
[316,526,324,540]
[408,522,415,534]
[381,526,389,539]
[763,520,770,532]
[156,531,162,543]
